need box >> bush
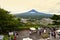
[3,35,8,40]
[41,33,49,38]
[3,35,14,40]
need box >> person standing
[51,31,56,38]
[16,32,18,38]
[53,31,56,38]
[14,36,16,40]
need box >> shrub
[41,33,49,38]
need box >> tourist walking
[51,31,56,38]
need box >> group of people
[38,27,57,38]
[38,27,47,35]
[14,32,18,40]
[50,27,56,38]
[8,32,18,40]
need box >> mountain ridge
[14,9,53,19]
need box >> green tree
[51,14,60,20]
[0,8,20,33]
[51,14,60,25]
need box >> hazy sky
[0,0,60,14]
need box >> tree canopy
[51,14,60,25]
[0,8,20,33]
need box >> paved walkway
[17,30,40,40]
[17,30,30,40]
[17,30,60,40]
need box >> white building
[40,18,53,26]
[20,18,28,23]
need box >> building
[40,18,53,26]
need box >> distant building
[20,18,28,23]
[40,18,53,26]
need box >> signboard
[9,32,13,35]
[0,35,4,39]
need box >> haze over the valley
[0,0,60,15]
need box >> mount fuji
[14,9,53,19]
